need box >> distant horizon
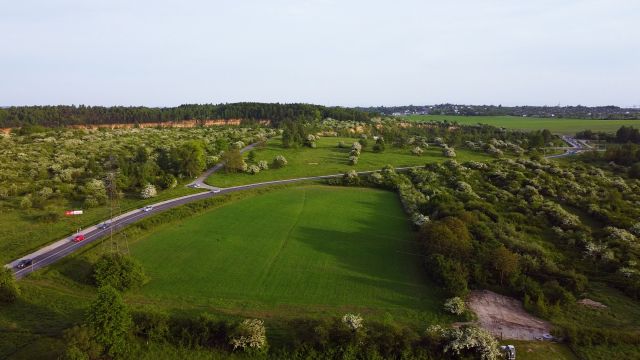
[1,102,639,109]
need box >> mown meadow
[206,136,496,188]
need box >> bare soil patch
[577,298,607,309]
[467,290,552,340]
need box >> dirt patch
[578,298,607,309]
[467,290,552,340]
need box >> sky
[1,0,639,107]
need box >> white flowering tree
[443,147,456,158]
[411,212,430,227]
[343,170,359,185]
[140,184,157,199]
[246,165,261,175]
[257,160,269,170]
[428,325,500,360]
[411,146,424,156]
[230,319,267,352]
[342,313,363,331]
[444,297,466,315]
[272,155,288,168]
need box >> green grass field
[128,185,449,322]
[402,115,640,134]
[206,136,496,188]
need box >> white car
[142,206,153,212]
[211,189,221,193]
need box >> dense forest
[0,103,373,128]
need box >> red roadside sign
[65,210,84,216]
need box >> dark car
[16,259,33,269]
[98,222,111,230]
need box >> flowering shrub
[246,165,261,175]
[411,212,430,227]
[443,147,456,158]
[343,170,359,185]
[444,297,466,315]
[230,319,267,352]
[411,146,423,156]
[604,227,637,245]
[348,155,359,165]
[341,313,363,331]
[257,160,269,170]
[272,155,288,168]
[368,171,384,185]
[140,184,158,199]
[428,325,500,360]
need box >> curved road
[6,139,584,279]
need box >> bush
[348,155,359,165]
[443,147,457,158]
[61,325,103,360]
[0,267,19,303]
[444,297,466,315]
[246,165,260,175]
[140,184,157,199]
[257,160,269,170]
[429,324,501,360]
[419,217,473,260]
[411,146,424,156]
[20,195,32,209]
[427,254,469,296]
[92,253,149,291]
[158,174,177,189]
[342,170,360,185]
[341,313,364,331]
[230,319,267,352]
[132,309,170,343]
[272,155,288,168]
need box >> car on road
[98,222,111,230]
[72,234,86,243]
[16,259,33,269]
[189,183,200,188]
[211,188,221,193]
[142,206,153,212]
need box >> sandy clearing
[467,290,552,340]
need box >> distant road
[7,137,584,278]
[545,135,589,158]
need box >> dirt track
[467,290,552,340]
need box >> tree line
[0,103,373,128]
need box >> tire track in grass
[258,188,308,287]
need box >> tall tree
[176,141,206,177]
[86,285,131,357]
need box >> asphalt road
[7,139,583,279]
[545,136,588,159]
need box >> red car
[73,234,86,243]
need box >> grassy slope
[402,115,640,134]
[206,136,495,188]
[0,184,204,264]
[128,185,450,323]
